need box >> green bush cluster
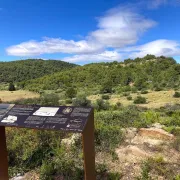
[134,96,147,104]
[137,156,179,180]
[94,99,110,111]
[141,90,148,94]
[72,94,91,107]
[101,94,110,100]
[127,96,132,100]
[173,91,180,98]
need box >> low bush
[72,94,91,107]
[40,93,59,106]
[122,92,130,97]
[141,90,148,94]
[131,87,138,93]
[112,102,123,110]
[172,136,180,151]
[94,99,110,111]
[65,99,72,104]
[173,91,180,98]
[127,96,132,100]
[65,87,77,99]
[102,94,110,100]
[137,156,176,180]
[154,86,163,91]
[95,121,124,151]
[134,96,147,104]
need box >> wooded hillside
[0,59,77,83]
[19,55,180,92]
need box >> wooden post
[0,126,9,180]
[82,111,96,180]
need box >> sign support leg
[82,112,96,180]
[0,126,9,180]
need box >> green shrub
[40,161,55,180]
[134,96,147,104]
[154,86,163,91]
[121,86,131,92]
[65,87,77,99]
[95,106,147,128]
[141,90,148,94]
[65,99,72,104]
[123,92,130,97]
[95,122,124,151]
[173,92,180,98]
[94,99,110,111]
[127,96,132,100]
[174,175,180,180]
[72,94,91,107]
[140,111,160,125]
[102,94,110,100]
[171,127,180,136]
[131,87,138,93]
[40,93,59,106]
[137,156,175,180]
[100,80,113,93]
[172,136,180,151]
[8,82,16,91]
[112,102,123,110]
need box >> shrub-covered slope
[20,55,180,92]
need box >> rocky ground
[11,123,180,180]
[97,123,180,179]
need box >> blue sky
[0,0,180,64]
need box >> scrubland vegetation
[0,55,180,179]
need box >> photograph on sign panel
[33,107,59,116]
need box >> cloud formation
[7,38,103,56]
[6,5,156,62]
[122,39,180,58]
[5,1,180,63]
[63,51,121,63]
[89,6,156,48]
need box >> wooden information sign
[0,104,95,180]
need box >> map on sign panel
[0,104,92,133]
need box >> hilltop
[0,59,77,83]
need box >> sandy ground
[0,90,39,102]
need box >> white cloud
[6,5,156,60]
[63,51,121,63]
[122,39,180,58]
[6,37,103,56]
[90,6,156,48]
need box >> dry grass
[0,90,39,102]
[88,90,180,109]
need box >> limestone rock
[138,128,174,140]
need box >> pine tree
[8,82,16,91]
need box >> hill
[19,55,180,92]
[0,59,77,83]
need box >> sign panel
[0,104,92,133]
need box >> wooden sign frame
[0,104,95,180]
